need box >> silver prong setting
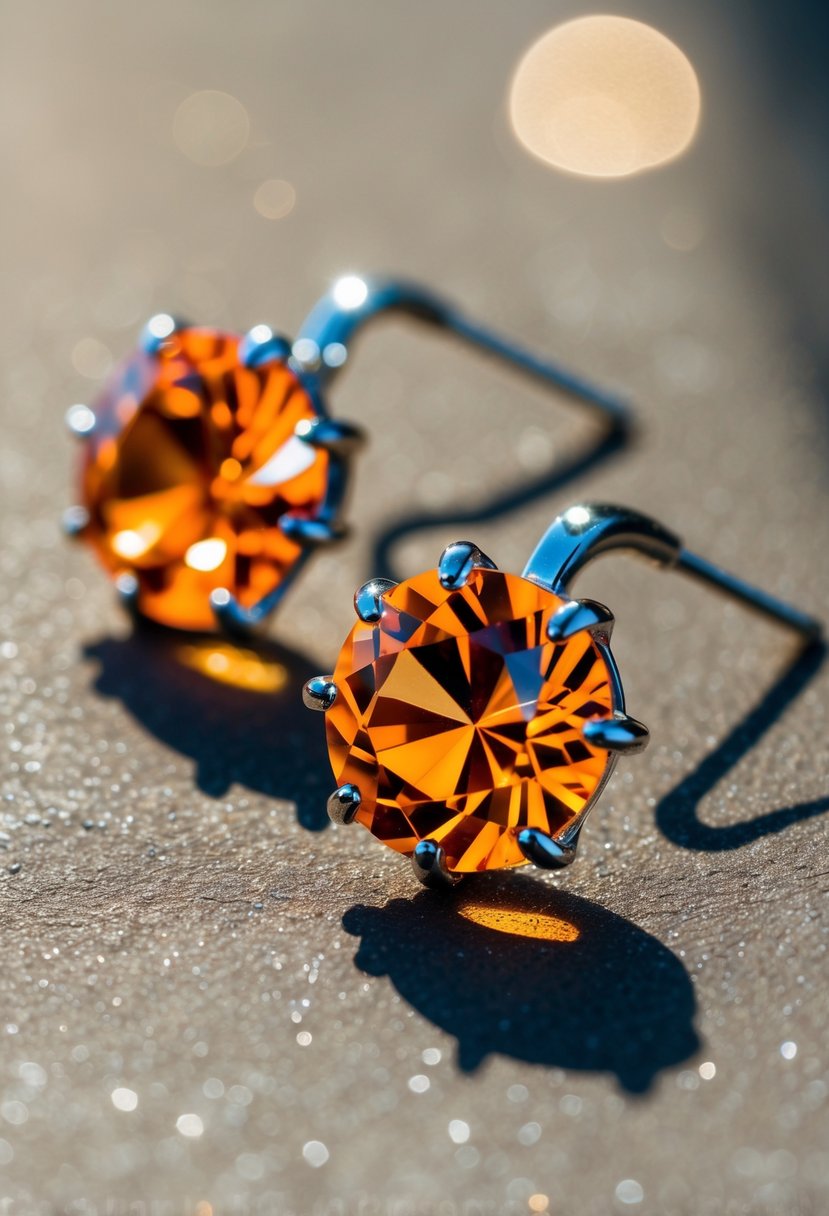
[411,840,461,890]
[295,416,365,457]
[354,578,397,623]
[437,541,497,591]
[279,513,347,547]
[291,337,322,372]
[547,598,615,642]
[62,505,90,539]
[238,325,293,369]
[66,403,96,438]
[115,571,140,616]
[303,675,337,712]
[209,588,259,637]
[140,313,183,355]
[517,827,577,870]
[583,712,650,754]
[327,784,361,825]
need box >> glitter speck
[176,1113,204,1138]
[19,1062,47,1087]
[111,1087,138,1112]
[302,1140,329,1168]
[0,1101,28,1126]
[448,1119,470,1144]
[615,1179,644,1205]
[699,1061,716,1080]
[781,1041,797,1060]
[408,1074,430,1094]
[517,1121,541,1146]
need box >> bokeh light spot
[184,537,227,573]
[173,90,250,166]
[332,275,369,311]
[509,16,700,178]
[253,179,297,220]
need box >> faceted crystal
[79,328,327,630]
[326,568,615,872]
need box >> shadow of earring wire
[370,427,627,583]
[343,872,699,1094]
[656,638,827,851]
[83,625,332,832]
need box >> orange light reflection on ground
[176,641,287,695]
[458,900,580,943]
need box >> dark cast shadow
[656,640,827,851]
[83,625,331,831]
[343,872,698,1094]
[370,428,626,582]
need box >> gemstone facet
[79,328,328,631]
[325,568,616,872]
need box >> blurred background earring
[64,275,631,636]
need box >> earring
[304,502,821,889]
[64,277,628,634]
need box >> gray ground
[1,3,828,1214]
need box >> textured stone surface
[0,2,828,1214]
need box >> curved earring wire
[219,279,633,632]
[523,502,822,642]
[295,275,630,429]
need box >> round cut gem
[79,328,327,630]
[326,568,616,872]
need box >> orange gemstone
[326,568,615,872]
[80,328,328,631]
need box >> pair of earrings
[67,275,822,889]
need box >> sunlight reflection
[458,900,580,943]
[509,16,701,178]
[176,640,288,695]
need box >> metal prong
[115,571,140,616]
[209,588,259,637]
[62,505,90,539]
[295,416,365,457]
[354,578,397,623]
[411,840,462,890]
[279,514,347,547]
[547,598,615,642]
[583,712,650,754]
[139,313,184,355]
[302,675,337,712]
[327,784,361,825]
[238,325,293,369]
[437,541,497,591]
[291,337,322,372]
[517,827,577,870]
[65,403,96,438]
